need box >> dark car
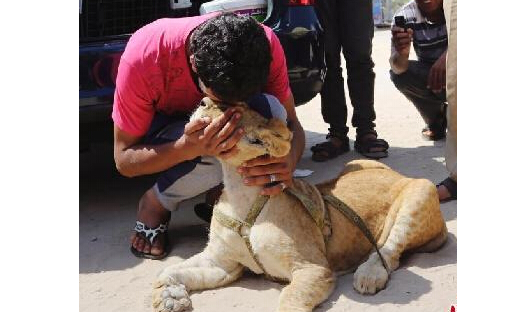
[79,0,325,150]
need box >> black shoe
[194,203,213,223]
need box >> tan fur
[152,98,447,312]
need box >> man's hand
[391,26,414,58]
[182,108,245,160]
[237,151,296,196]
[427,50,447,93]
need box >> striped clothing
[392,1,448,63]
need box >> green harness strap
[213,194,288,284]
[213,189,390,283]
[285,187,332,243]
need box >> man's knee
[153,158,223,211]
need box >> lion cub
[152,97,447,312]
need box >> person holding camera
[390,0,448,141]
[391,0,456,202]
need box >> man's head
[416,0,443,16]
[189,13,271,103]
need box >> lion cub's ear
[258,118,293,158]
[268,119,292,140]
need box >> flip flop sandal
[310,135,350,162]
[354,136,389,159]
[437,177,457,202]
[130,220,169,260]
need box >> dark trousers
[390,61,447,132]
[315,0,376,138]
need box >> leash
[322,194,390,273]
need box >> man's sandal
[310,134,350,162]
[354,132,389,159]
[130,220,169,260]
[437,177,457,202]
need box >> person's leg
[132,156,224,258]
[131,188,171,258]
[316,0,348,136]
[131,114,223,258]
[339,0,376,133]
[390,61,447,139]
[338,0,388,158]
[438,0,457,201]
[311,0,350,161]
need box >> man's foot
[310,134,350,162]
[437,177,457,202]
[422,116,447,141]
[422,127,446,141]
[130,188,171,259]
[354,131,389,159]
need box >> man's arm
[427,50,447,93]
[283,94,305,167]
[114,108,244,177]
[389,26,414,74]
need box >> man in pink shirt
[112,13,306,259]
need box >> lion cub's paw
[152,283,192,312]
[353,257,389,295]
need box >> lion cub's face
[191,97,293,166]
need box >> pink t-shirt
[112,14,292,137]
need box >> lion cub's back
[317,161,411,271]
[317,160,408,215]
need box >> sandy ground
[80,29,457,312]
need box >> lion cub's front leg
[152,247,243,312]
[277,264,335,312]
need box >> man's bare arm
[389,26,414,74]
[113,108,244,177]
[283,93,305,167]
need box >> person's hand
[182,108,245,159]
[427,51,447,93]
[237,151,296,196]
[391,26,414,58]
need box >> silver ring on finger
[269,174,278,183]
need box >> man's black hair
[189,13,272,102]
